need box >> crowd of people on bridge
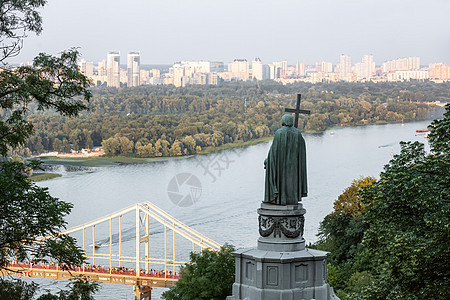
[7,260,180,279]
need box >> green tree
[359,104,450,299]
[0,1,97,298]
[162,244,235,300]
[313,177,376,295]
[316,177,375,264]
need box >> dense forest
[11,81,449,157]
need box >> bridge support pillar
[133,285,152,300]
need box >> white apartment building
[172,61,211,87]
[127,52,140,87]
[228,59,249,81]
[354,55,375,79]
[252,58,263,80]
[78,59,94,77]
[387,70,429,81]
[296,62,306,77]
[97,60,107,76]
[316,61,333,73]
[107,52,120,88]
[382,57,420,72]
[268,61,288,79]
[339,54,352,78]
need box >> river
[29,119,432,299]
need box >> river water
[30,119,432,299]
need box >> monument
[228,94,338,300]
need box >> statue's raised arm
[264,114,307,205]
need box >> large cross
[285,94,310,128]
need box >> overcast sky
[10,0,450,65]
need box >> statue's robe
[264,126,307,205]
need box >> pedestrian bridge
[3,202,221,299]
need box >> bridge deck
[2,264,179,288]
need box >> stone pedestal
[228,203,338,300]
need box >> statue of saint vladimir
[264,114,307,205]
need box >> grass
[29,173,62,182]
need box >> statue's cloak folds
[264,126,307,205]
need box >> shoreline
[33,118,435,169]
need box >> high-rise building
[252,58,263,80]
[210,62,225,73]
[296,62,306,77]
[127,52,140,87]
[382,57,420,72]
[315,61,333,73]
[429,63,450,81]
[171,61,211,87]
[107,52,120,88]
[78,59,94,77]
[339,54,352,78]
[361,55,375,78]
[228,59,249,81]
[268,61,288,80]
[97,60,107,76]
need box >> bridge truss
[3,202,221,299]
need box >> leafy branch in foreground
[0,0,46,63]
[0,48,92,156]
[0,161,85,270]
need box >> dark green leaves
[162,244,235,300]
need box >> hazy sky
[11,0,450,65]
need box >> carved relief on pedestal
[258,215,304,238]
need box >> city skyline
[8,0,449,65]
[75,52,448,87]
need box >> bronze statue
[264,114,307,205]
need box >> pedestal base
[228,247,338,300]
[228,203,339,300]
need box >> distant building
[339,54,352,78]
[315,61,333,73]
[210,61,225,73]
[140,69,150,84]
[382,57,420,72]
[127,52,140,87]
[354,55,375,79]
[78,59,94,77]
[151,69,161,78]
[107,52,120,88]
[296,62,306,77]
[387,70,429,81]
[252,58,263,80]
[172,61,211,87]
[228,59,249,81]
[268,61,288,79]
[429,63,449,81]
[97,60,107,76]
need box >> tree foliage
[0,0,45,63]
[162,244,235,300]
[0,1,98,298]
[314,104,450,299]
[314,177,376,293]
[0,161,85,270]
[0,49,92,156]
[13,81,448,158]
[359,104,450,299]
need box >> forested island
[14,81,449,157]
